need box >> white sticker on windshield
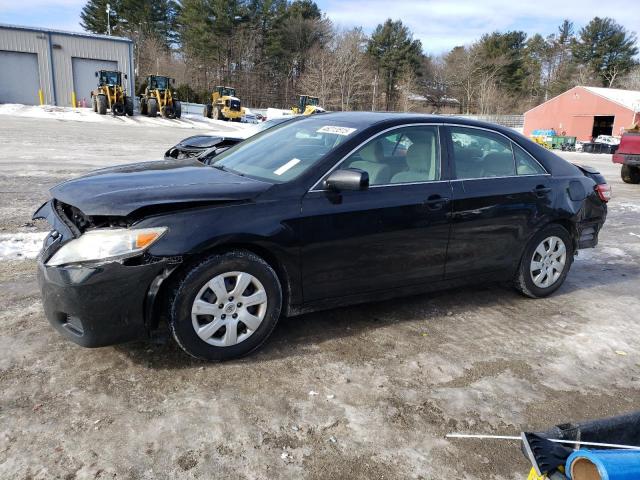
[316,126,357,136]
[274,158,301,176]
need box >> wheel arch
[147,241,297,332]
[543,218,578,251]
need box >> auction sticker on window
[317,126,357,136]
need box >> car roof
[309,111,514,133]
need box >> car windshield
[212,117,358,183]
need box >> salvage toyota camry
[34,112,609,360]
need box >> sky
[1,0,639,55]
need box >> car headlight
[46,227,167,267]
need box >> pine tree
[367,19,423,110]
[572,17,638,87]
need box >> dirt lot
[0,115,639,479]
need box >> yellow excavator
[292,95,324,115]
[139,75,182,119]
[91,70,133,116]
[203,86,245,122]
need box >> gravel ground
[0,114,639,479]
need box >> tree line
[80,0,639,113]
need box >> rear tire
[621,164,640,184]
[96,95,107,115]
[174,101,181,119]
[203,104,213,118]
[169,251,282,361]
[147,98,158,117]
[513,224,574,298]
[125,97,134,116]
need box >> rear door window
[451,127,516,179]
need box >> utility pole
[106,3,111,36]
[372,73,377,111]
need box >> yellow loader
[203,86,245,122]
[139,75,182,119]
[291,95,323,115]
[91,70,133,116]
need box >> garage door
[72,57,118,106]
[0,51,41,105]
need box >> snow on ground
[0,103,253,133]
[613,202,640,213]
[0,232,47,260]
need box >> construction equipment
[91,70,133,116]
[139,75,181,119]
[292,95,323,115]
[203,86,245,122]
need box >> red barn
[524,86,640,141]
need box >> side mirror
[124,74,128,79]
[95,71,98,77]
[325,168,369,192]
[172,78,176,85]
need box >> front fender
[135,200,303,306]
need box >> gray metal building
[0,24,134,107]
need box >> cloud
[320,0,640,54]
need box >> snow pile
[265,107,294,120]
[0,232,48,260]
[0,104,254,133]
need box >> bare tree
[443,46,484,114]
[620,66,640,90]
[603,64,622,87]
[397,67,419,112]
[298,26,374,111]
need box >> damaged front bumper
[37,258,169,347]
[33,200,176,348]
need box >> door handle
[533,185,551,197]
[424,195,450,210]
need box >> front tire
[112,102,125,116]
[621,164,640,184]
[147,98,158,117]
[514,224,574,298]
[169,251,282,361]
[140,97,148,115]
[96,95,107,115]
[174,101,181,119]
[125,97,134,116]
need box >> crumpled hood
[50,158,272,217]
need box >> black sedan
[34,112,609,360]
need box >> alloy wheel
[530,235,567,288]
[191,271,268,347]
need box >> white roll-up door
[72,57,118,106]
[0,50,41,105]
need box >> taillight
[595,184,611,202]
